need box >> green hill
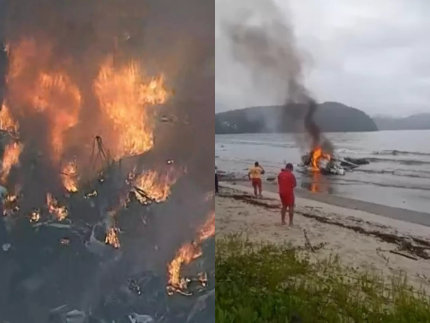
[215,102,378,134]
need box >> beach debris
[303,229,315,252]
[389,250,418,261]
[226,192,430,261]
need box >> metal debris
[128,313,154,323]
[48,306,86,323]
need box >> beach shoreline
[219,173,430,226]
[216,182,430,292]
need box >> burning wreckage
[0,48,214,323]
[300,147,370,175]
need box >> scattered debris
[48,306,86,323]
[2,242,11,251]
[128,313,154,323]
[303,229,315,252]
[300,147,370,175]
[223,192,430,260]
[389,250,418,261]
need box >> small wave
[373,150,430,157]
[367,157,430,166]
[354,168,430,179]
[221,140,296,149]
[331,177,430,191]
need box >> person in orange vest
[248,161,265,198]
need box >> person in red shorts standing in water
[277,163,297,226]
[248,161,265,198]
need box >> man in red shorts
[248,161,265,198]
[277,163,296,226]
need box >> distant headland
[215,101,378,134]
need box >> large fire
[61,160,78,193]
[46,193,68,221]
[133,167,183,203]
[94,56,169,160]
[6,39,82,164]
[167,211,215,293]
[0,103,22,185]
[0,103,19,135]
[2,38,170,194]
[311,146,331,170]
[105,227,121,249]
[0,142,23,185]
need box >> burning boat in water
[300,147,369,175]
[300,147,345,175]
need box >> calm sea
[215,130,430,214]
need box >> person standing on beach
[248,162,265,198]
[277,163,296,226]
[215,161,219,194]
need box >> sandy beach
[216,182,430,292]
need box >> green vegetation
[215,102,378,134]
[216,235,430,323]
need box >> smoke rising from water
[220,0,332,152]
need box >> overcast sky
[216,0,430,117]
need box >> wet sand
[233,179,430,227]
[216,182,430,292]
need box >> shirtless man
[248,162,265,198]
[277,163,297,226]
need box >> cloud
[216,0,430,116]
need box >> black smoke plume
[220,0,332,153]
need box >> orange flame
[0,102,19,134]
[34,72,82,162]
[105,227,120,249]
[46,193,68,221]
[197,211,215,241]
[61,160,78,192]
[134,167,182,203]
[311,147,331,170]
[0,142,23,184]
[6,39,82,164]
[167,211,215,292]
[94,57,169,160]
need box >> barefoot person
[248,162,265,198]
[277,163,296,226]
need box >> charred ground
[0,0,215,322]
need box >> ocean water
[215,130,430,214]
